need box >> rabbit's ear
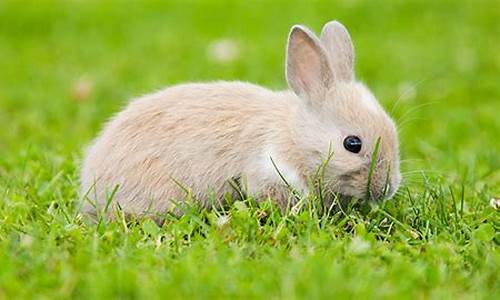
[320,21,355,82]
[286,25,333,104]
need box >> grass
[0,0,499,299]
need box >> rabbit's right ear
[286,25,333,105]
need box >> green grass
[0,0,499,299]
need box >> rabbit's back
[80,81,296,215]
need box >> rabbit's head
[286,21,401,201]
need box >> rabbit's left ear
[320,21,355,82]
[286,25,333,105]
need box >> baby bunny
[80,21,401,217]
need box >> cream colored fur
[80,21,401,217]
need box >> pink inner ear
[287,31,331,99]
[285,24,340,109]
[297,47,322,90]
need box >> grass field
[0,0,499,299]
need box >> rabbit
[80,21,401,218]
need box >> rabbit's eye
[343,136,362,153]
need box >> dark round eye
[343,135,362,153]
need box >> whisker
[390,77,431,115]
[400,178,424,184]
[399,158,426,163]
[400,162,426,167]
[397,117,425,134]
[396,101,439,125]
[402,170,444,176]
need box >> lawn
[0,0,499,299]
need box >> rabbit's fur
[80,21,401,217]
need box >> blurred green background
[0,0,498,298]
[1,0,498,183]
